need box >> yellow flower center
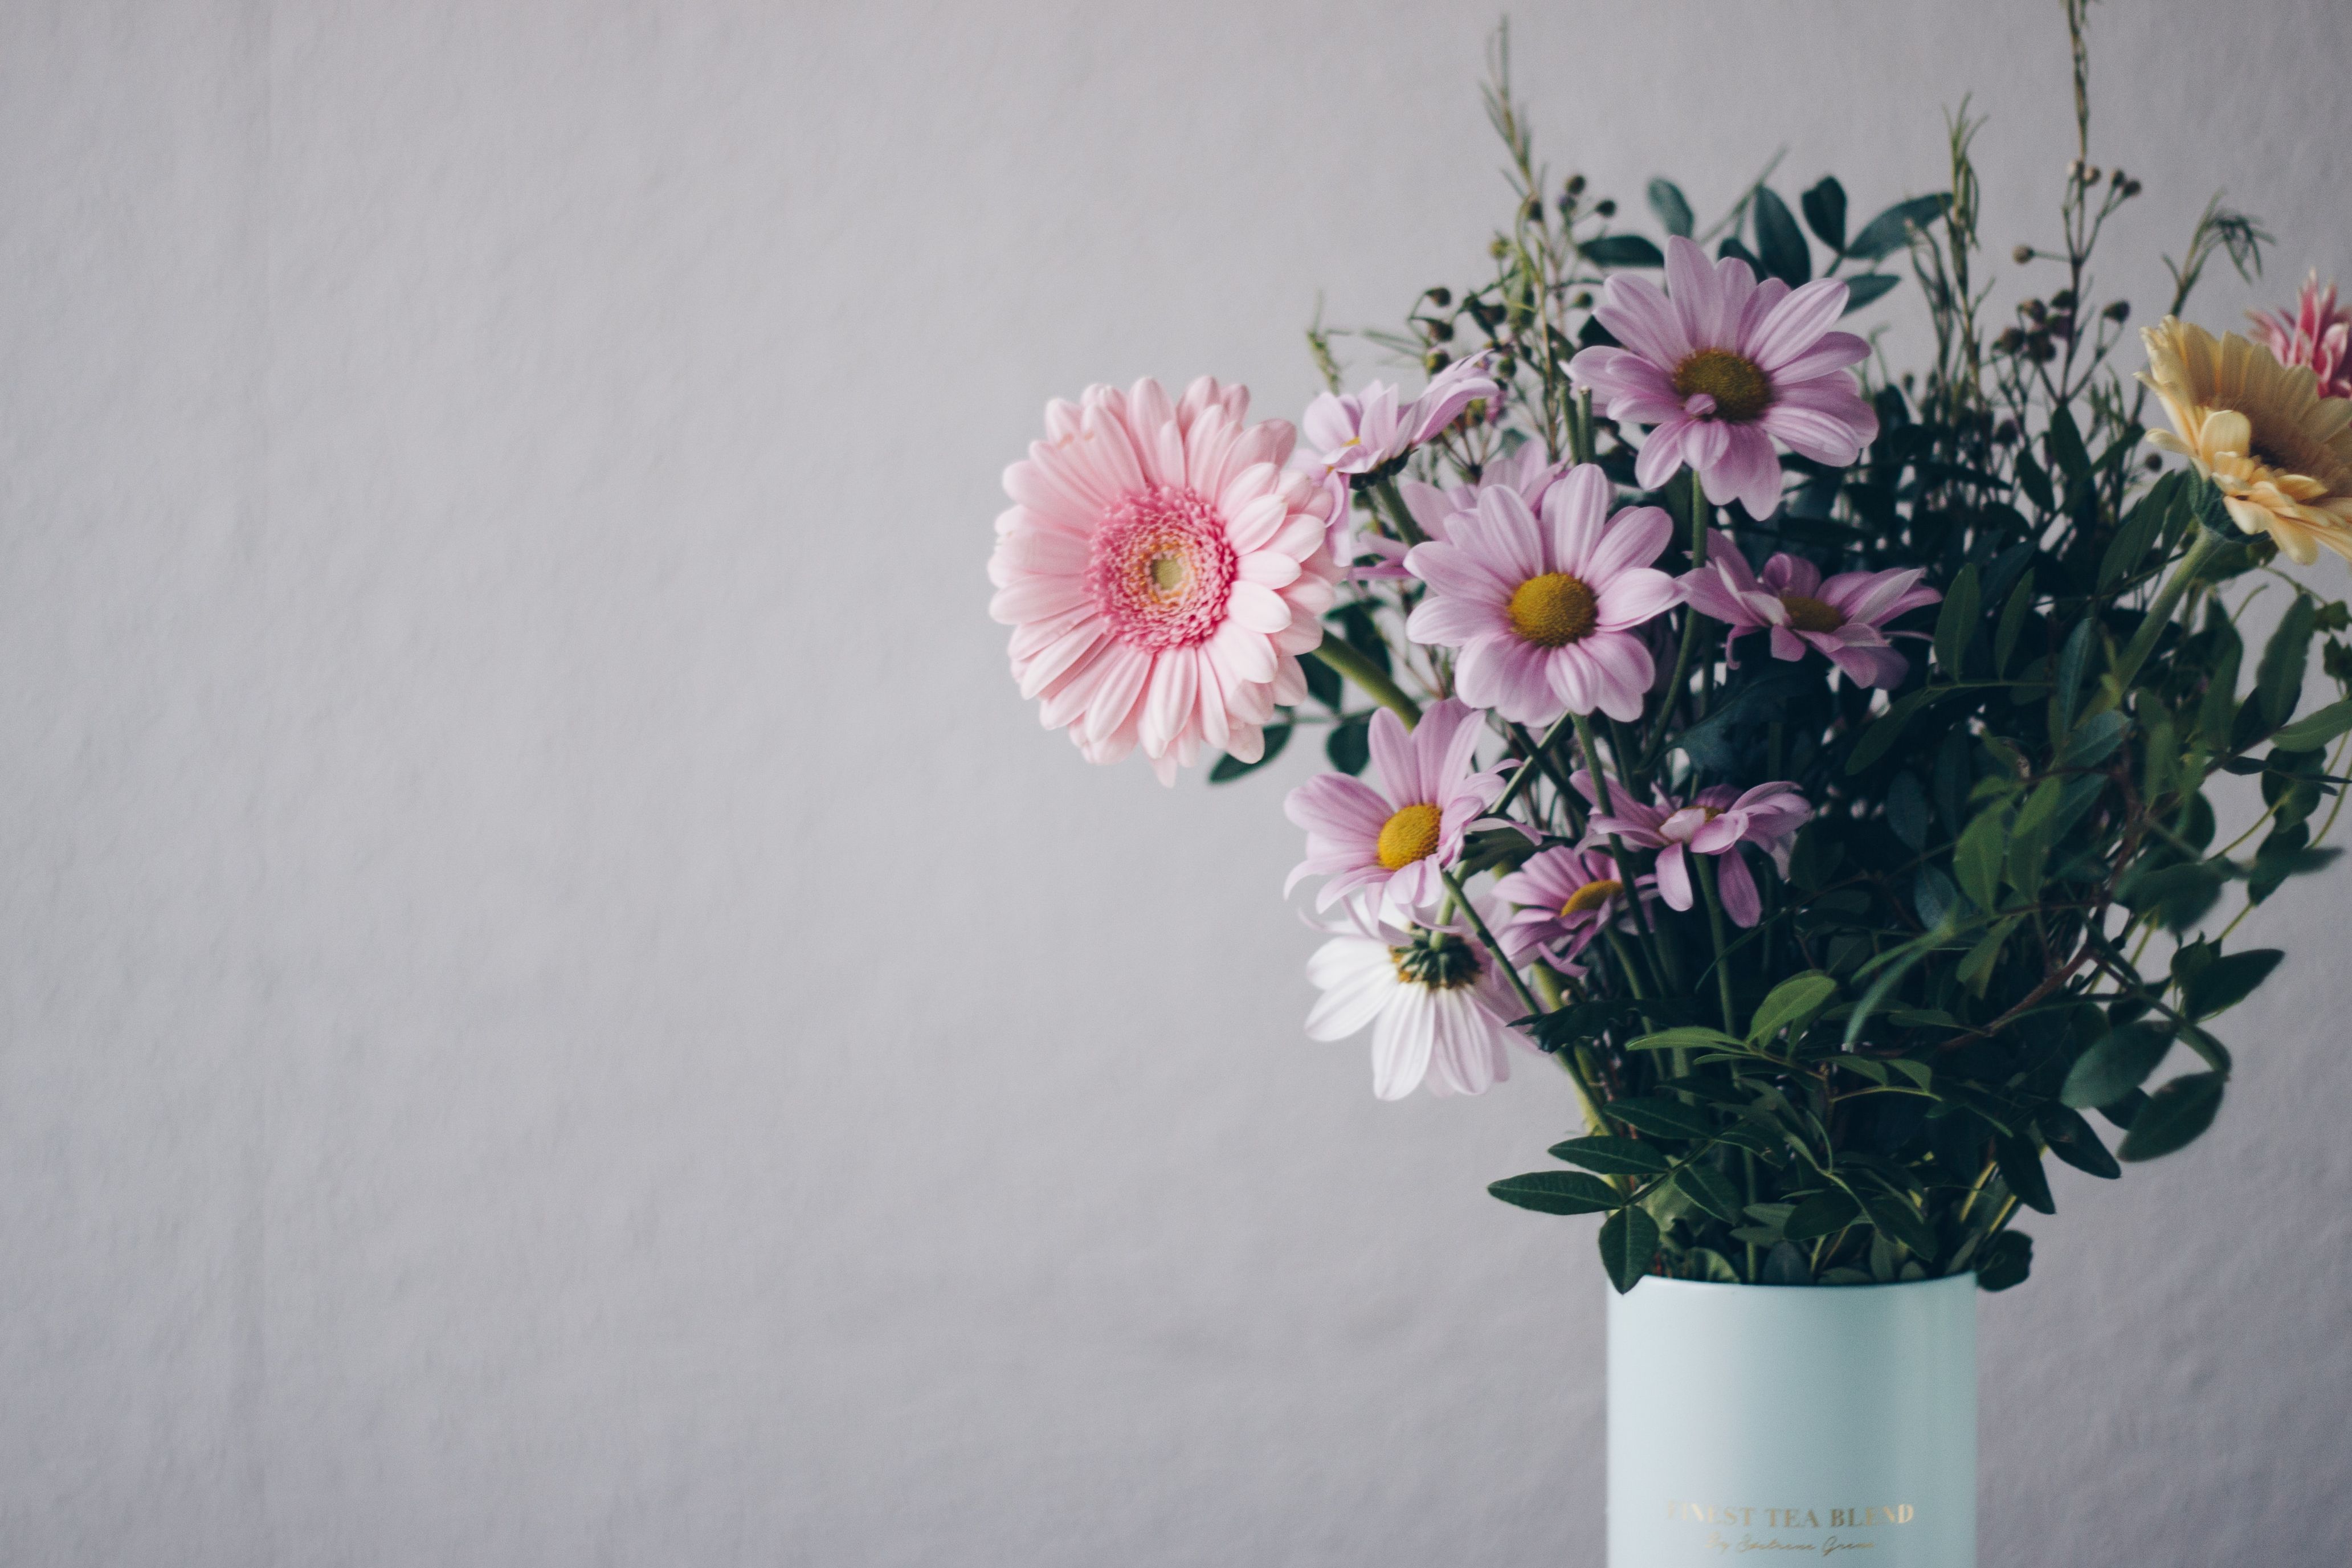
[1375,803,1444,870]
[1672,348,1774,423]
[1779,594,1845,633]
[1506,572,1599,647]
[1149,553,1191,598]
[1559,878,1623,918]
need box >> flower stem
[1438,863,1545,1020]
[1570,386,1595,466]
[2112,521,2224,691]
[1369,476,1426,546]
[1574,709,1680,990]
[1694,854,1741,1036]
[1638,467,1717,773]
[1308,638,1421,728]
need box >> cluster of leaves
[1227,18,2340,1294]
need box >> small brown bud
[1424,286,1452,307]
[1594,198,1617,218]
[2013,244,2037,264]
[1424,350,1451,373]
[1565,173,1587,196]
[2104,299,2131,323]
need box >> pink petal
[1593,272,1692,368]
[1585,505,1673,583]
[1544,463,1613,576]
[1716,847,1762,926]
[1595,567,1680,631]
[1655,842,1694,911]
[1743,279,1851,371]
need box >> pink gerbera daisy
[1585,778,1811,928]
[2249,272,2352,401]
[1490,845,1652,970]
[1304,909,1529,1100]
[1338,443,1570,582]
[1402,463,1681,726]
[990,377,1341,784]
[1678,534,1942,689]
[1284,697,1505,920]
[1568,235,1881,518]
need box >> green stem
[1570,386,1595,466]
[2112,522,2224,691]
[1695,854,1741,1036]
[1639,468,1718,773]
[1308,639,1420,728]
[1575,709,1679,990]
[1532,963,1608,1136]
[1439,864,1545,1020]
[1496,715,1577,820]
[1369,477,1426,547]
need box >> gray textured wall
[5,2,2349,1563]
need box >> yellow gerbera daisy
[2138,316,2352,566]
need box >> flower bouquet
[985,11,2348,1563]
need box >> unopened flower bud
[1424,350,1451,374]
[1424,286,1452,307]
[1565,173,1587,196]
[2104,299,2131,322]
[1594,198,1617,218]
[2050,288,2077,311]
[2123,179,2142,198]
[1429,321,1455,343]
[2013,244,2036,264]
[1571,291,1593,309]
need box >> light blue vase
[1608,1274,1977,1567]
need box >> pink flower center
[1672,349,1773,423]
[1084,485,1239,651]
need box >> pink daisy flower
[1299,354,1501,480]
[1568,235,1881,518]
[1338,443,1570,582]
[1678,534,1941,690]
[1284,697,1505,920]
[1304,910,1529,1100]
[1585,778,1811,928]
[1401,463,1681,726]
[2248,272,2352,401]
[989,377,1342,785]
[1490,845,1652,970]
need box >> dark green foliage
[1289,30,2310,1297]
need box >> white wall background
[5,2,2349,1563]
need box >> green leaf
[2257,593,2319,730]
[1747,972,1839,1044]
[1994,573,2035,675]
[2180,948,2283,1019]
[1783,1188,1861,1242]
[1627,1026,1744,1054]
[1604,1097,1717,1141]
[2199,632,2243,747]
[2052,617,2096,738]
[1647,178,1694,238]
[1847,193,1947,260]
[2098,479,2174,591]
[1994,1135,2056,1215]
[2015,450,2055,512]
[1855,1178,1939,1257]
[2059,709,2127,771]
[1840,274,1901,315]
[1488,1171,1626,1215]
[1975,1230,2034,1291]
[2272,697,2352,750]
[1597,1204,1661,1293]
[1933,562,1981,679]
[2036,1105,2121,1179]
[1208,723,1291,782]
[1549,1135,1672,1176]
[2046,403,2092,487]
[1582,234,1665,268]
[1800,175,1847,251]
[1761,1240,1813,1285]
[1325,711,1371,774]
[1956,914,2022,991]
[1749,186,1811,285]
[1846,689,1934,774]
[2117,1072,2226,1161]
[1672,1163,1745,1223]
[2060,1020,2174,1108]
[1954,805,2010,911]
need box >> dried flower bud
[1424,350,1451,374]
[1995,327,2026,354]
[2013,244,2036,264]
[1428,321,1455,343]
[2144,454,2164,472]
[1424,287,1452,308]
[1565,173,1587,196]
[2103,300,2131,322]
[2024,299,2048,324]
[2122,179,2142,198]
[1994,418,2020,443]
[1489,238,1509,259]
[2050,288,2077,311]
[1570,291,1593,309]
[1594,198,1617,218]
